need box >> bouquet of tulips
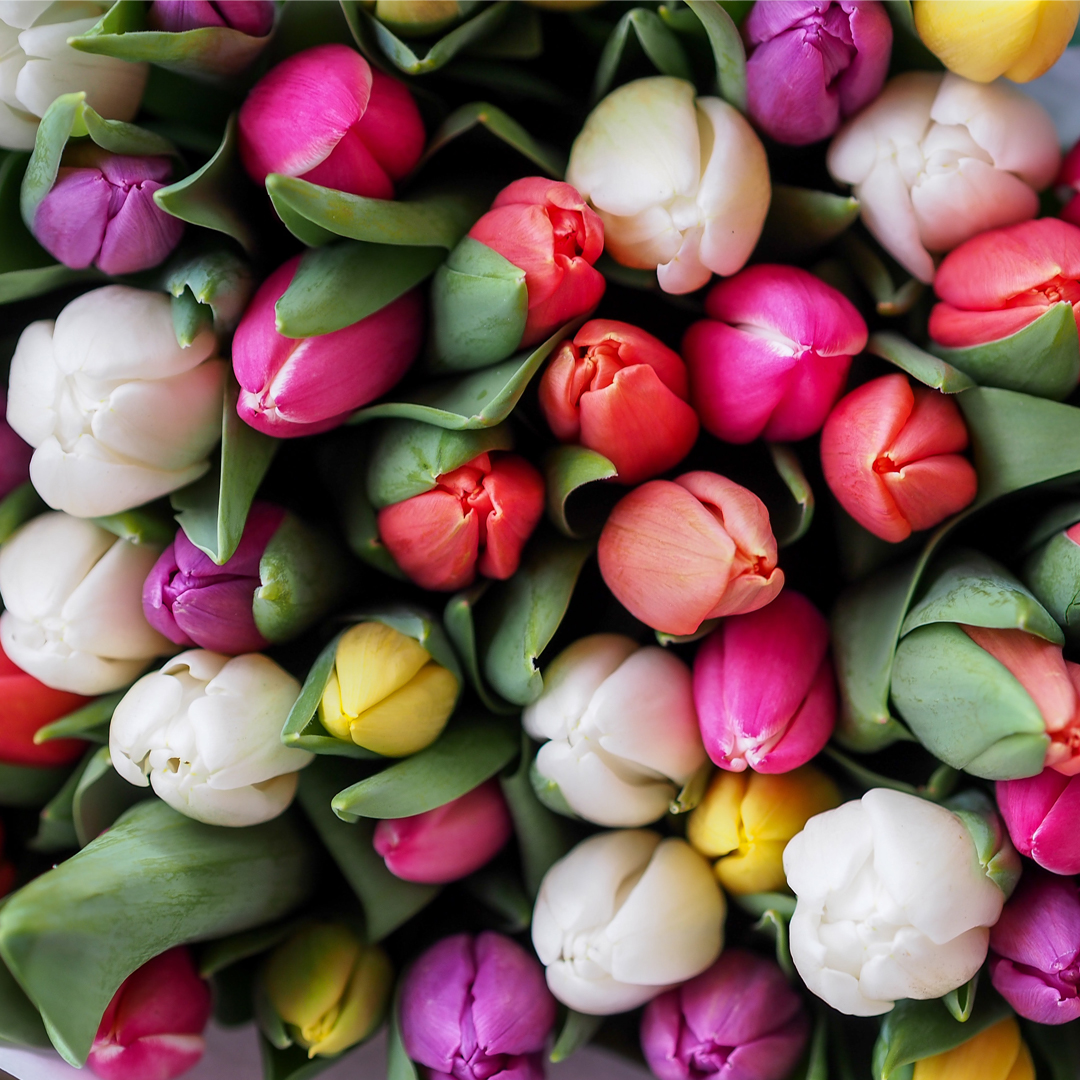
[4,1,1080,1079]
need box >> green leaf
[0,954,49,1048]
[164,248,254,336]
[544,445,618,539]
[686,0,747,111]
[752,909,794,979]
[387,985,420,1080]
[668,760,714,815]
[92,506,177,547]
[758,185,860,259]
[0,760,73,808]
[171,286,213,347]
[259,1036,355,1080]
[549,1010,603,1063]
[1023,527,1080,648]
[197,919,301,978]
[29,750,93,853]
[33,691,124,745]
[800,1007,829,1080]
[731,891,797,920]
[529,759,578,819]
[592,8,693,103]
[868,331,976,393]
[1024,1018,1080,1080]
[840,233,924,317]
[768,443,815,547]
[0,481,45,545]
[71,745,152,848]
[942,975,977,1023]
[465,2,540,58]
[0,800,315,1067]
[442,584,518,715]
[822,746,920,798]
[461,869,533,932]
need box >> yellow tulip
[318,622,459,756]
[913,1018,1035,1080]
[687,766,841,894]
[913,1,1079,83]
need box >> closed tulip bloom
[641,950,809,1080]
[598,471,784,637]
[827,72,1060,283]
[694,591,836,774]
[532,829,724,1014]
[233,256,423,438]
[400,932,557,1080]
[744,1,892,146]
[522,634,707,827]
[567,77,770,295]
[912,1018,1035,1080]
[373,780,512,884]
[683,265,868,445]
[87,947,212,1080]
[0,512,171,695]
[6,286,225,518]
[148,0,275,34]
[238,44,424,199]
[821,374,977,542]
[0,390,32,500]
[996,769,1080,875]
[1061,141,1080,228]
[539,320,698,485]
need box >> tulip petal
[995,769,1069,860]
[1030,777,1080,873]
[928,303,1044,347]
[475,455,545,581]
[991,956,1080,1025]
[6,319,60,448]
[300,124,393,201]
[859,923,989,1004]
[96,180,184,277]
[378,489,479,591]
[857,157,936,283]
[765,347,852,443]
[34,168,111,269]
[354,69,426,182]
[882,455,977,533]
[350,663,457,757]
[399,934,472,1071]
[472,931,557,1056]
[751,656,836,772]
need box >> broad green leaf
[752,909,794,979]
[544,445,618,539]
[0,481,45,545]
[592,8,693,103]
[164,248,254,337]
[442,584,518,715]
[29,750,93,853]
[387,986,420,1080]
[840,233,924,316]
[440,60,573,109]
[868,331,976,393]
[0,760,72,808]
[768,443,815,547]
[71,745,152,848]
[686,0,747,111]
[0,955,49,1048]
[33,691,124,745]
[759,186,860,259]
[550,1011,603,1064]
[197,919,301,978]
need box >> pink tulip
[538,319,699,485]
[373,780,513,884]
[233,256,424,437]
[0,390,32,500]
[87,947,212,1080]
[148,0,275,34]
[468,177,606,348]
[597,471,784,637]
[238,44,424,199]
[683,264,868,444]
[820,373,977,542]
[1062,140,1080,228]
[997,769,1080,875]
[929,218,1080,347]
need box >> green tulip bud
[1022,502,1080,648]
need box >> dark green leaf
[768,443,815,547]
[759,185,860,259]
[71,745,153,848]
[686,0,747,111]
[868,332,976,393]
[164,248,254,336]
[0,954,49,1048]
[0,760,72,808]
[461,869,533,932]
[34,691,124,745]
[198,919,301,978]
[332,436,407,579]
[544,445,618,539]
[840,233,924,316]
[465,3,541,59]
[171,286,213,347]
[29,750,93,853]
[255,976,292,1050]
[0,482,45,545]
[943,974,977,1023]
[592,8,693,103]
[593,253,661,293]
[550,1010,603,1063]
[442,584,518,715]
[1024,1018,1080,1080]
[752,909,794,979]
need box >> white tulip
[566,76,770,296]
[0,511,172,694]
[0,1,148,151]
[783,788,1009,1017]
[6,286,226,518]
[110,649,315,827]
[531,829,724,1014]
[523,634,707,827]
[827,71,1060,284]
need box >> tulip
[238,44,424,199]
[532,829,724,1014]
[0,512,172,695]
[827,72,1060,283]
[6,286,226,518]
[400,932,557,1078]
[0,390,32,500]
[32,150,184,276]
[688,766,841,895]
[743,1,892,147]
[567,77,770,295]
[784,788,1013,1016]
[232,256,423,438]
[1061,140,1080,228]
[820,373,977,542]
[148,0,275,34]
[377,452,545,592]
[0,3,148,152]
[996,769,1080,876]
[640,949,809,1080]
[913,1,1079,84]
[683,264,868,445]
[912,1018,1035,1080]
[86,947,212,1080]
[693,591,836,774]
[263,923,392,1058]
[522,634,707,827]
[318,621,460,757]
[597,471,784,637]
[110,649,314,826]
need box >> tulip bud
[522,634,707,827]
[568,77,770,295]
[371,1,466,36]
[263,924,392,1058]
[238,44,424,199]
[148,0,276,34]
[376,452,544,592]
[912,1018,1035,1080]
[1061,140,1080,227]
[996,768,1080,876]
[373,779,512,883]
[683,264,868,445]
[598,471,784,637]
[827,72,1060,282]
[87,947,212,1080]
[318,621,460,757]
[233,256,423,438]
[0,512,172,695]
[693,591,836,774]
[744,1,892,146]
[688,766,841,895]
[6,286,226,519]
[539,320,698,485]
[110,649,314,826]
[0,390,32,500]
[820,373,977,542]
[400,932,557,1077]
[641,950,810,1080]
[532,829,724,1014]
[1024,516,1080,649]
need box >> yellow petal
[264,924,361,1033]
[716,839,788,895]
[318,670,352,741]
[1006,1,1080,81]
[913,1018,1028,1080]
[687,771,746,858]
[740,766,842,844]
[350,662,459,756]
[306,945,393,1058]
[1006,1040,1035,1080]
[336,623,432,718]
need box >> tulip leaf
[92,505,177,547]
[1024,529,1080,648]
[164,248,255,336]
[822,746,920,798]
[33,691,124,746]
[1024,1019,1080,1080]
[71,745,152,848]
[197,919,301,979]
[840,233,924,317]
[800,1007,829,1080]
[259,1036,359,1080]
[868,331,977,393]
[656,618,720,648]
[768,443,815,547]
[759,186,861,259]
[550,1010,603,1064]
[592,8,693,104]
[1023,500,1080,554]
[0,954,49,1049]
[752,909,795,979]
[669,760,715,815]
[686,0,747,112]
[0,799,315,1067]
[254,979,292,1050]
[331,713,519,822]
[461,869,533,932]
[29,750,94,853]
[171,285,213,347]
[464,2,538,59]
[732,892,798,920]
[442,584,519,715]
[942,974,978,1023]
[0,761,72,808]
[544,445,619,539]
[529,760,578,819]
[387,987,420,1080]
[0,481,46,545]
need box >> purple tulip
[148,0,275,35]
[0,391,33,501]
[641,950,809,1080]
[743,1,892,146]
[989,871,1080,1025]
[400,932,556,1080]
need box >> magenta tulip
[148,0,275,34]
[683,264,867,445]
[997,769,1080,876]
[0,390,32,500]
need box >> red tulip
[538,319,699,485]
[1060,139,1080,227]
[820,373,977,542]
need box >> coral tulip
[149,1,275,34]
[997,769,1080,875]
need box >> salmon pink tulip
[998,769,1080,876]
[820,373,977,541]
